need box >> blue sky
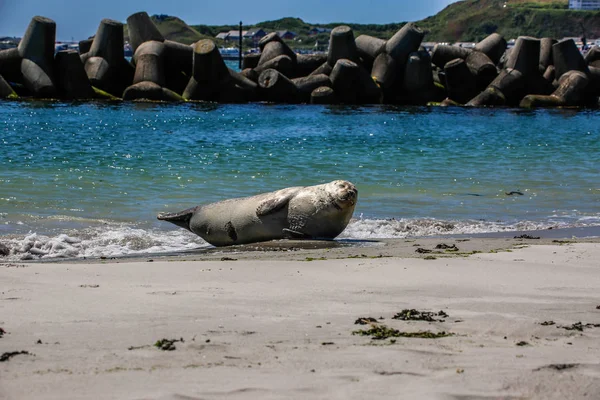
[0,0,459,41]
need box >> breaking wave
[1,226,208,261]
[1,215,598,261]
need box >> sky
[0,0,459,41]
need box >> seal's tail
[157,206,197,231]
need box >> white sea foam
[2,227,209,261]
[339,218,553,239]
[1,217,598,261]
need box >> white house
[568,0,600,10]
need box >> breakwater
[0,12,599,108]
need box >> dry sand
[2,237,600,399]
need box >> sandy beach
[2,236,600,399]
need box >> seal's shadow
[182,238,382,254]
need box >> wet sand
[1,236,600,399]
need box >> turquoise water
[1,101,599,259]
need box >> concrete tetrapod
[242,53,261,70]
[465,51,498,91]
[0,74,18,99]
[543,65,556,83]
[292,74,332,103]
[309,62,333,77]
[328,59,360,104]
[310,86,336,104]
[355,35,386,70]
[329,58,380,104]
[294,53,328,78]
[506,36,540,76]
[584,46,600,64]
[0,48,22,86]
[468,37,549,106]
[385,23,424,66]
[257,37,297,69]
[402,51,437,104]
[182,39,257,102]
[539,38,557,73]
[584,65,600,97]
[126,11,165,54]
[126,11,192,94]
[258,68,298,103]
[474,33,507,65]
[184,40,257,103]
[78,39,93,55]
[123,40,182,101]
[18,16,58,97]
[54,50,96,99]
[466,68,524,107]
[162,40,194,94]
[327,26,359,66]
[443,58,478,104]
[240,68,259,82]
[376,22,424,95]
[553,39,588,79]
[254,54,294,77]
[82,19,134,97]
[183,39,229,101]
[371,53,397,93]
[258,32,297,62]
[520,70,589,108]
[431,44,472,69]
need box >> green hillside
[132,1,600,46]
[420,0,600,42]
[124,15,212,44]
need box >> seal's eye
[338,183,346,189]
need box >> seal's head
[326,180,358,209]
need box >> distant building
[568,0,600,10]
[276,30,297,40]
[216,30,248,41]
[226,30,245,41]
[308,27,332,36]
[217,29,267,46]
[244,28,267,46]
[244,29,267,40]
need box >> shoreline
[2,239,600,399]
[16,224,600,264]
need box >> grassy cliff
[124,15,212,45]
[420,0,600,42]
[131,1,600,46]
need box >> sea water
[1,100,598,260]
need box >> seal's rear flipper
[282,228,312,240]
[157,207,197,231]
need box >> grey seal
[157,180,358,246]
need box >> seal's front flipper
[282,228,312,239]
[256,192,295,216]
[157,206,198,231]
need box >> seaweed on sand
[353,325,453,340]
[1,351,30,362]
[393,309,449,322]
[154,338,184,351]
[558,322,600,332]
